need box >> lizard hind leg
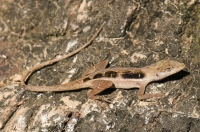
[88,80,113,103]
[82,60,109,77]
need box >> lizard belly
[113,79,143,89]
[95,78,143,89]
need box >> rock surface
[0,0,199,131]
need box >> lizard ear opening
[82,60,109,77]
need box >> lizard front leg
[137,83,164,100]
[88,80,113,102]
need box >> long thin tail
[24,84,82,92]
[21,22,105,90]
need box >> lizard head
[145,59,185,81]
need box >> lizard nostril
[156,73,159,77]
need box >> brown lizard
[21,23,185,101]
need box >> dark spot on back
[93,73,103,79]
[83,77,91,82]
[105,71,118,78]
[122,71,145,79]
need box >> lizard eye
[167,67,171,71]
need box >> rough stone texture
[0,0,199,131]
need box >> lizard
[21,23,185,101]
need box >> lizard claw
[93,96,111,104]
